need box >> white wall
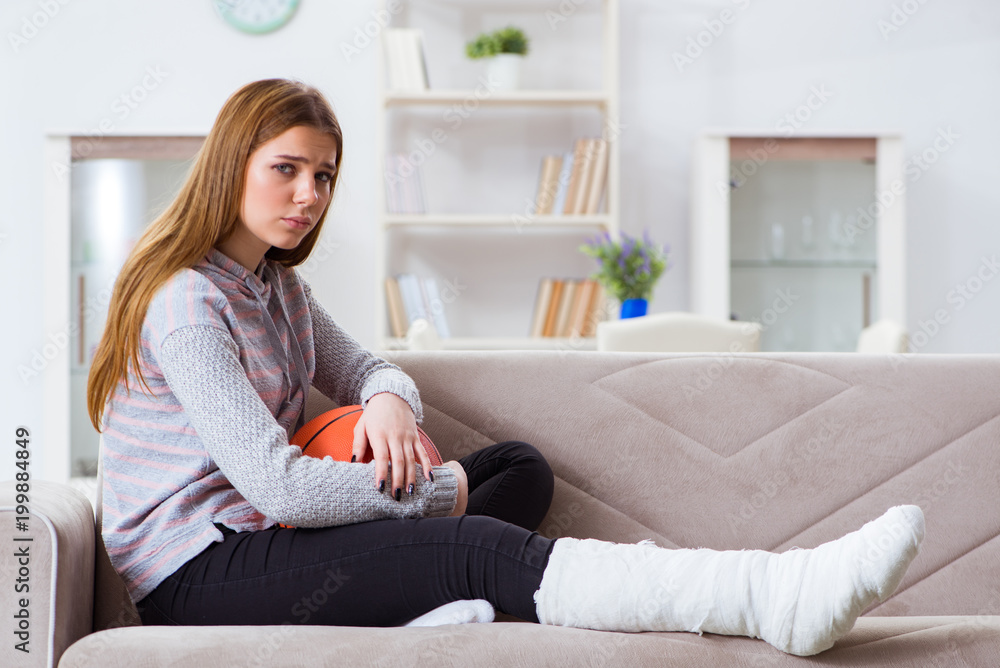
[2,0,998,480]
[1,0,384,481]
[620,0,1000,351]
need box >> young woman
[88,78,924,657]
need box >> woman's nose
[294,177,318,205]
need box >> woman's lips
[283,217,311,230]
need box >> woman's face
[229,125,339,268]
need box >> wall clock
[214,0,300,35]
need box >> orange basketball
[290,405,443,467]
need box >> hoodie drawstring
[249,265,310,435]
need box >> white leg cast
[533,505,924,656]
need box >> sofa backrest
[383,351,1000,618]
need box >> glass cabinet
[691,133,906,352]
[41,135,201,482]
[69,156,190,477]
[70,158,189,477]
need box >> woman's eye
[274,163,294,175]
[316,172,334,184]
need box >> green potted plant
[580,230,670,318]
[465,26,529,91]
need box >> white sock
[403,599,495,627]
[534,505,924,656]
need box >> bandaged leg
[534,505,924,656]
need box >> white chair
[596,312,762,353]
[856,319,909,353]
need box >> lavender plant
[579,230,669,303]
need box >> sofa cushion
[58,617,1000,667]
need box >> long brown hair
[87,79,343,431]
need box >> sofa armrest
[0,480,95,668]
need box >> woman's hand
[442,460,468,517]
[352,392,432,500]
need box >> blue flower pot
[620,298,648,319]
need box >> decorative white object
[800,215,814,249]
[404,318,443,351]
[383,28,429,91]
[856,319,909,353]
[770,223,785,259]
[828,210,845,248]
[486,53,523,91]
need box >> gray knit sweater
[101,248,458,603]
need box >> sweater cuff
[423,466,458,517]
[360,371,424,423]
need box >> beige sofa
[3,351,999,667]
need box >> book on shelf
[529,278,555,337]
[580,281,606,337]
[541,279,564,337]
[549,150,575,216]
[383,28,429,92]
[530,277,607,338]
[567,279,595,338]
[533,156,563,215]
[569,139,597,215]
[385,274,451,339]
[582,138,609,215]
[384,277,408,338]
[384,153,426,214]
[562,139,589,215]
[420,276,451,339]
[532,138,609,217]
[396,273,426,326]
[553,279,579,338]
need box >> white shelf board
[380,337,598,351]
[384,90,610,108]
[701,128,904,139]
[384,213,613,228]
[405,0,604,11]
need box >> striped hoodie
[101,248,458,603]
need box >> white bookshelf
[375,0,620,351]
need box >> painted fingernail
[351,455,356,463]
[408,483,414,496]
[378,479,385,493]
[429,470,434,482]
[394,487,402,502]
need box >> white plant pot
[486,53,523,91]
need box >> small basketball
[290,405,443,467]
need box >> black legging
[137,441,556,626]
